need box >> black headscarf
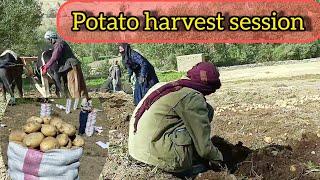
[119,43,132,68]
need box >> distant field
[156,71,185,82]
[86,77,106,88]
[85,71,185,88]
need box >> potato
[72,135,85,147]
[23,122,41,133]
[50,117,63,129]
[41,124,57,137]
[58,123,76,136]
[66,139,72,148]
[26,116,43,124]
[42,117,51,124]
[9,130,26,142]
[40,137,60,152]
[23,132,45,148]
[56,134,69,146]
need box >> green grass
[80,55,118,64]
[156,71,185,82]
[22,77,106,92]
[80,57,94,64]
[23,78,37,92]
[54,98,102,108]
[86,78,106,88]
[304,161,320,174]
[21,71,185,94]
[85,71,185,89]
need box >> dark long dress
[126,51,159,105]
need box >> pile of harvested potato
[9,116,85,152]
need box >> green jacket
[128,82,223,173]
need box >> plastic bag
[85,111,97,137]
[7,142,83,180]
[40,103,52,118]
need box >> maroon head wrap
[133,62,221,133]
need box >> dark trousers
[79,111,89,134]
[51,70,69,97]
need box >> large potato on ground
[41,124,57,137]
[50,117,63,129]
[26,116,43,124]
[56,134,69,147]
[23,132,45,148]
[40,137,60,152]
[72,135,85,147]
[42,117,51,124]
[9,130,26,142]
[58,123,76,137]
[23,122,41,133]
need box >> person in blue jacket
[119,43,159,106]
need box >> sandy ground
[211,59,320,148]
[100,59,320,179]
[219,57,320,82]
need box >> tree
[0,0,43,55]
[70,43,119,61]
[47,7,57,18]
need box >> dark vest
[54,40,80,73]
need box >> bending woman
[119,43,159,105]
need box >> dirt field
[219,57,320,82]
[1,59,320,179]
[100,60,320,179]
[0,98,108,180]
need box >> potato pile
[9,116,85,152]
